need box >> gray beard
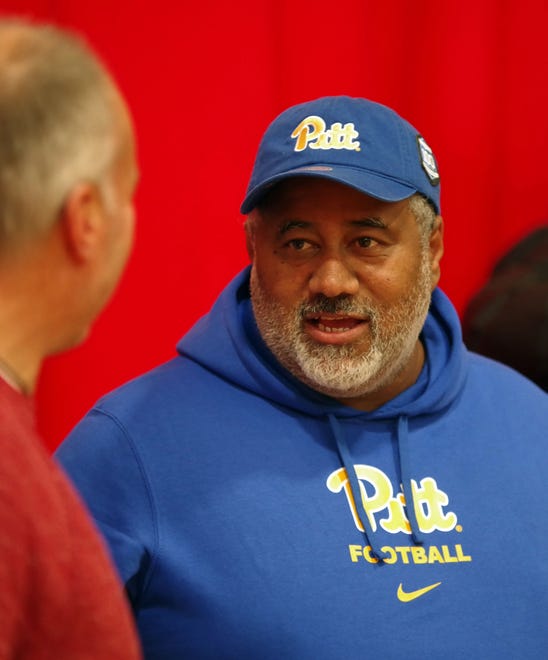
[250,250,433,400]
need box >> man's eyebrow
[277,217,387,235]
[352,217,387,229]
[278,220,310,235]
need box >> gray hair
[0,19,121,249]
[409,193,437,245]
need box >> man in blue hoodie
[57,97,548,659]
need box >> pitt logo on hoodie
[291,115,361,152]
[326,465,458,535]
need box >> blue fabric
[240,96,441,214]
[57,267,548,659]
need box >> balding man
[0,18,141,658]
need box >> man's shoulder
[466,350,547,406]
[92,353,217,418]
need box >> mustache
[300,294,375,317]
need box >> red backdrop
[2,1,547,450]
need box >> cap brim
[240,165,418,214]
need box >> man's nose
[308,257,360,298]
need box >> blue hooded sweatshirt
[57,268,548,659]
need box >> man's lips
[304,314,370,344]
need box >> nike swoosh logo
[397,581,442,602]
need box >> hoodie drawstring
[328,413,424,563]
[328,413,389,562]
[396,415,424,546]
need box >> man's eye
[287,239,309,250]
[356,237,375,248]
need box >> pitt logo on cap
[291,115,361,152]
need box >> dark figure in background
[463,226,548,391]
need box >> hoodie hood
[178,266,468,420]
[178,267,468,560]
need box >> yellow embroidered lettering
[291,116,360,152]
[340,122,360,150]
[347,543,472,565]
[326,468,365,533]
[363,545,379,564]
[411,477,458,533]
[427,546,445,564]
[380,490,411,534]
[381,546,397,564]
[442,545,458,563]
[455,544,472,562]
[327,467,458,537]
[348,545,363,562]
[411,546,428,564]
[354,465,394,533]
[291,116,326,152]
[313,129,332,150]
[395,546,412,564]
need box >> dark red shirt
[0,377,142,659]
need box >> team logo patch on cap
[291,115,361,152]
[417,136,440,185]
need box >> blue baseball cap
[240,96,441,214]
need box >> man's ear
[244,217,255,261]
[429,215,444,290]
[60,182,105,263]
